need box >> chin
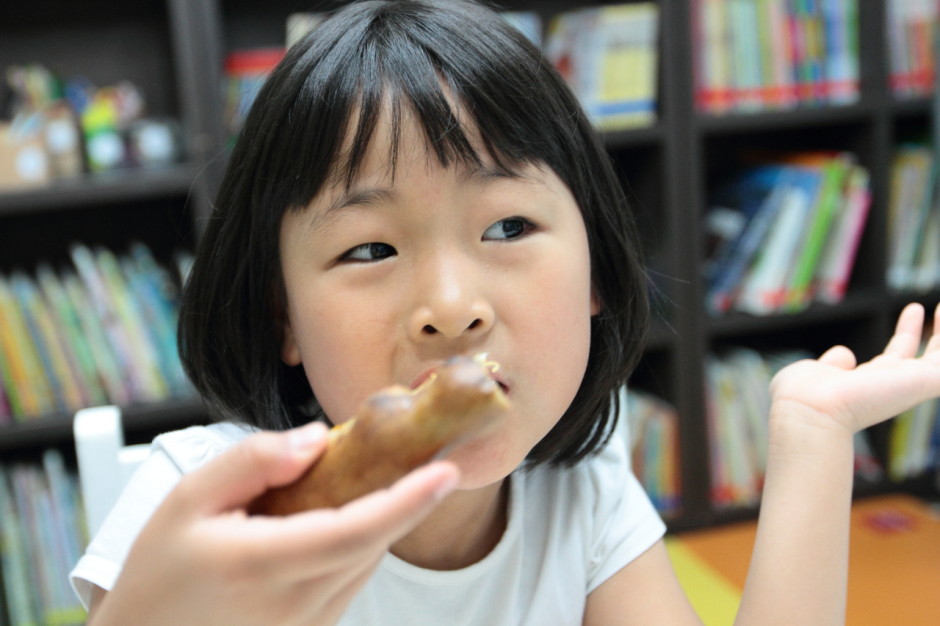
[446,436,523,491]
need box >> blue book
[706,165,792,314]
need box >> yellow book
[0,276,47,416]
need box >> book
[0,370,10,422]
[624,387,682,514]
[0,301,25,418]
[692,0,859,113]
[0,274,54,417]
[71,243,152,401]
[60,269,132,406]
[705,165,792,313]
[911,206,940,291]
[734,165,823,314]
[695,0,734,112]
[36,263,109,407]
[123,243,190,395]
[546,3,659,130]
[887,144,934,290]
[889,374,939,481]
[286,13,327,49]
[887,0,937,97]
[499,11,543,47]
[1,457,87,625]
[222,47,286,141]
[815,164,871,303]
[94,246,167,401]
[10,271,88,413]
[704,348,813,507]
[0,465,38,624]
[783,152,855,311]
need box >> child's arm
[586,302,940,625]
[87,422,459,626]
[736,301,940,624]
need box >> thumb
[173,422,329,516]
[818,345,857,370]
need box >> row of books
[890,396,939,481]
[225,4,659,140]
[888,334,939,480]
[705,347,883,507]
[623,387,681,515]
[0,450,87,625]
[221,47,285,144]
[0,243,193,423]
[887,144,940,292]
[693,0,860,114]
[545,3,659,130]
[704,151,871,316]
[888,0,938,97]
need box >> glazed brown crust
[249,355,510,515]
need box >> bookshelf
[1,0,938,582]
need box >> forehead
[324,85,529,193]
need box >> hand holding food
[251,355,510,515]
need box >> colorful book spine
[705,349,816,508]
[693,0,858,113]
[887,144,940,292]
[0,275,54,416]
[0,243,192,421]
[36,263,109,408]
[815,165,871,303]
[783,152,854,311]
[624,387,682,515]
[0,454,88,625]
[546,3,659,130]
[735,168,820,314]
[887,0,937,97]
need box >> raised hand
[90,423,459,626]
[769,302,940,436]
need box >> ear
[281,318,303,366]
[590,287,602,316]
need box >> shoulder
[524,415,666,593]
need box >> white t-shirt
[70,419,665,624]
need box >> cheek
[286,295,379,424]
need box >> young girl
[71,1,940,624]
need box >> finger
[174,422,329,516]
[817,345,856,370]
[925,303,940,356]
[336,459,460,543]
[267,460,460,572]
[883,303,925,358]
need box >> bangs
[250,0,578,213]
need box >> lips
[409,358,510,395]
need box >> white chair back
[73,406,150,537]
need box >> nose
[407,256,495,341]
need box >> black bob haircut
[178,0,650,468]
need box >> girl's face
[278,116,598,490]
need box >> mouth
[409,356,511,396]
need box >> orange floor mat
[667,494,940,625]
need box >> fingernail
[289,422,327,451]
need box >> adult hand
[770,302,940,436]
[89,422,459,626]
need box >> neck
[390,477,510,570]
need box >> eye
[340,242,397,262]
[482,217,535,241]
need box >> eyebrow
[307,164,535,233]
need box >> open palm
[769,303,940,435]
